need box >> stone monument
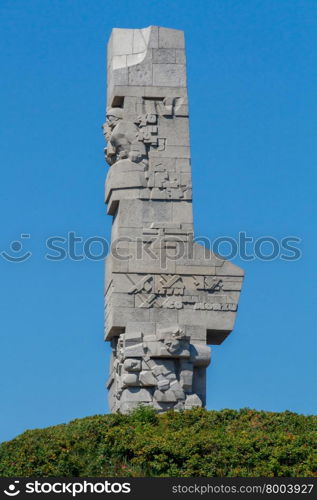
[103,26,244,413]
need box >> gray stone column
[103,27,244,413]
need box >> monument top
[108,26,185,53]
[107,26,187,106]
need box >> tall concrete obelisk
[103,27,244,413]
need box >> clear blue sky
[1,0,316,443]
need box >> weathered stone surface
[103,26,244,413]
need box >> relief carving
[103,98,192,202]
[108,325,210,412]
[122,273,238,310]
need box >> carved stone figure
[103,107,147,166]
[103,27,244,413]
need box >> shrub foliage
[1,407,316,477]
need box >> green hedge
[1,408,316,477]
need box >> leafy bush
[1,408,316,477]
